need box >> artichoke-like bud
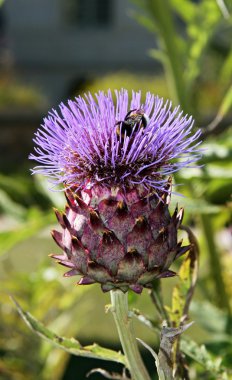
[30,90,201,293]
[50,183,189,293]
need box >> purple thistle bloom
[29,89,202,293]
[29,89,201,194]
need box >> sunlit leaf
[168,226,199,326]
[12,297,126,366]
[170,0,197,22]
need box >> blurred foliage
[1,0,232,379]
[0,79,47,110]
[78,72,169,102]
[131,0,232,118]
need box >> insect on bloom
[30,89,201,293]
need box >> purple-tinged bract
[30,90,201,193]
[30,90,201,293]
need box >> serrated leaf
[12,297,126,365]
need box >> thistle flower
[30,89,201,293]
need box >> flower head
[30,90,201,293]
[30,89,201,194]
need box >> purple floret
[29,89,201,193]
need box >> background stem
[146,0,189,111]
[200,214,231,313]
[110,290,151,380]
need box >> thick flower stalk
[30,89,201,294]
[30,89,201,380]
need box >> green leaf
[170,195,222,215]
[170,0,197,22]
[220,46,232,84]
[34,175,65,208]
[148,48,168,63]
[12,297,126,365]
[0,173,33,205]
[180,339,228,377]
[131,11,158,34]
[190,301,228,338]
[184,0,222,85]
[0,210,54,256]
[168,226,199,326]
[0,189,26,219]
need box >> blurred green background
[0,0,232,379]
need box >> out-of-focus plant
[0,80,47,110]
[131,0,232,118]
[130,0,232,314]
[77,72,169,101]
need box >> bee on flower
[115,108,149,141]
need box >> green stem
[110,290,151,380]
[149,280,170,324]
[146,0,189,111]
[186,180,231,314]
[200,214,231,313]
